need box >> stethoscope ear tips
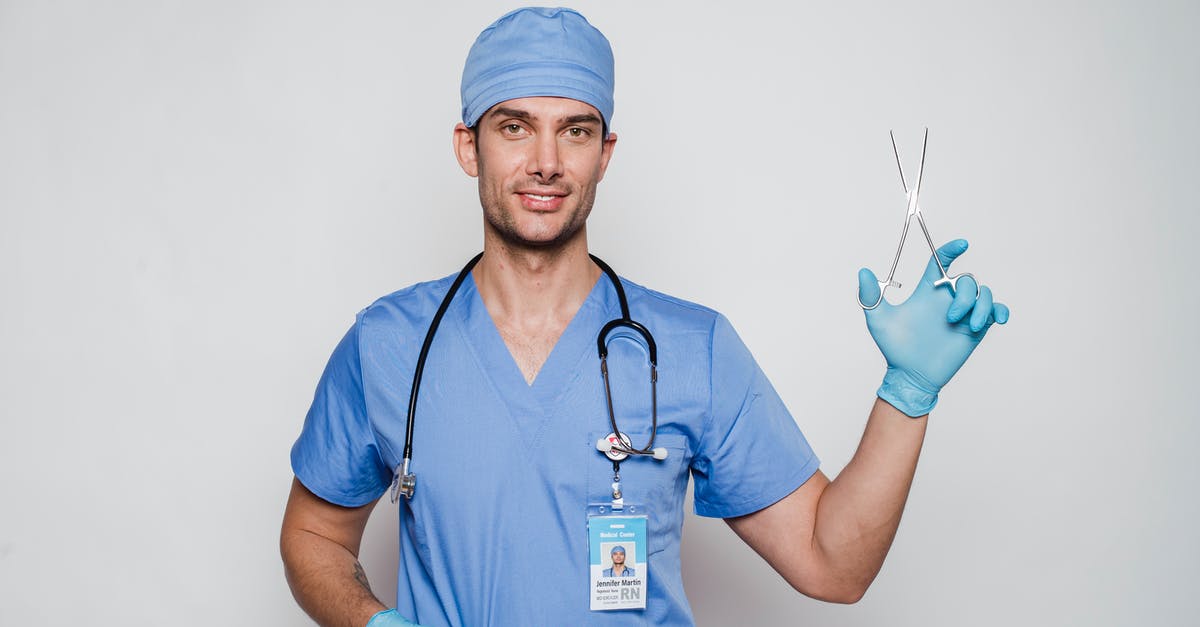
[651,447,669,460]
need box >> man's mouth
[518,191,567,210]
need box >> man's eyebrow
[484,108,601,128]
[486,107,532,122]
[562,113,602,127]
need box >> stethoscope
[391,253,667,503]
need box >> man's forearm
[281,523,387,627]
[811,397,927,598]
[281,478,388,626]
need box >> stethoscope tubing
[402,252,483,463]
[398,252,659,500]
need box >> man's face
[611,550,625,566]
[454,96,617,251]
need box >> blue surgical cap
[611,545,625,554]
[460,7,614,129]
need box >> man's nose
[526,133,562,181]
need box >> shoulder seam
[360,272,460,316]
[620,278,720,317]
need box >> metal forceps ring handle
[858,129,979,310]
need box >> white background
[1,1,1197,625]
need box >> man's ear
[453,123,479,177]
[596,131,618,182]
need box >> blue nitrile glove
[858,238,1010,417]
[367,609,422,627]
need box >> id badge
[587,503,648,611]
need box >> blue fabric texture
[292,272,819,626]
[460,7,615,128]
[367,609,421,627]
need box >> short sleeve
[690,314,820,518]
[290,319,392,507]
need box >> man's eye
[505,124,523,134]
[567,127,586,137]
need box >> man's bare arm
[281,477,388,627]
[726,398,926,603]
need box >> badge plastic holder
[587,502,648,611]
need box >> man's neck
[472,233,601,384]
[473,236,599,319]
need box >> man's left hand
[857,238,1010,417]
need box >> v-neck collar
[451,270,621,420]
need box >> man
[603,546,635,578]
[280,7,1008,627]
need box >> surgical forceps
[859,129,978,310]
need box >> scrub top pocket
[587,431,690,556]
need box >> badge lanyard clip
[611,461,623,509]
[598,431,633,509]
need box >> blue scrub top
[292,271,820,626]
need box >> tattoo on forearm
[353,561,372,593]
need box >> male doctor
[281,7,1008,627]
[603,546,634,579]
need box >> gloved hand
[858,238,1009,417]
[367,609,422,627]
